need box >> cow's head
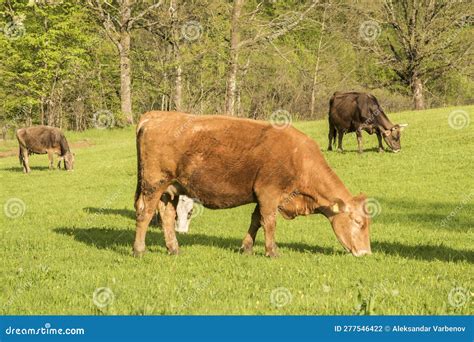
[329,194,371,257]
[175,195,194,233]
[381,124,408,152]
[64,152,75,171]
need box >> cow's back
[137,112,317,209]
[17,126,63,154]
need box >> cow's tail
[18,147,23,166]
[16,129,24,165]
[134,124,146,214]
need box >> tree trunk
[225,0,244,116]
[310,5,327,118]
[169,0,183,112]
[174,63,183,111]
[119,0,133,124]
[412,75,424,110]
[119,32,133,124]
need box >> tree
[356,0,473,110]
[85,0,162,123]
[224,0,318,115]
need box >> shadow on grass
[54,227,472,263]
[376,197,473,232]
[0,166,51,172]
[83,207,135,220]
[326,147,384,154]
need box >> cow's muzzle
[352,249,372,257]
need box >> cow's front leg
[22,149,31,173]
[260,207,278,258]
[159,194,179,255]
[356,129,363,153]
[376,131,384,153]
[133,191,161,257]
[47,151,54,169]
[240,205,261,255]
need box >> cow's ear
[398,124,408,131]
[331,198,348,214]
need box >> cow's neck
[59,136,70,156]
[305,156,352,212]
[375,111,394,131]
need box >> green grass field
[0,106,472,315]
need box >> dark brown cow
[16,126,74,173]
[134,111,371,258]
[328,92,408,153]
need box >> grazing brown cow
[16,126,74,173]
[134,111,371,258]
[328,92,408,153]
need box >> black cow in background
[16,126,74,173]
[328,92,408,153]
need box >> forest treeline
[0,0,472,132]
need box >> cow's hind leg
[133,189,163,257]
[240,205,261,255]
[328,121,336,151]
[337,130,344,153]
[158,193,179,255]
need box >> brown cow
[133,111,371,258]
[328,92,408,153]
[16,126,74,173]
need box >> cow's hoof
[265,250,279,258]
[378,148,384,153]
[327,146,333,151]
[337,149,344,153]
[133,249,146,258]
[358,150,363,154]
[168,248,180,255]
[239,245,254,255]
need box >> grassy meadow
[0,106,472,315]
